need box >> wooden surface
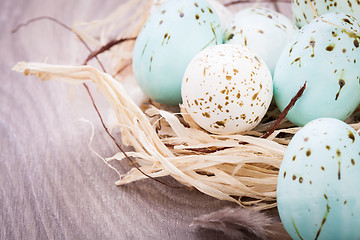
[1,1,291,239]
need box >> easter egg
[292,0,360,28]
[273,12,360,127]
[277,118,360,240]
[181,44,273,134]
[132,0,223,105]
[224,7,297,75]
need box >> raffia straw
[14,61,359,210]
[13,61,316,210]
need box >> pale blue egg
[224,7,297,75]
[132,0,223,105]
[292,0,360,28]
[273,12,360,126]
[277,118,360,240]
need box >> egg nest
[13,0,360,210]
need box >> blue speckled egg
[224,7,297,75]
[273,12,360,126]
[132,0,223,105]
[292,0,360,28]
[277,118,360,240]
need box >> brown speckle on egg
[292,57,301,67]
[149,55,153,72]
[215,120,225,127]
[226,33,234,41]
[326,44,335,51]
[310,40,315,47]
[324,194,328,200]
[354,39,359,48]
[335,79,345,100]
[337,149,341,157]
[343,18,351,24]
[348,131,355,142]
[252,92,259,101]
[203,112,210,118]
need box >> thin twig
[82,84,182,189]
[12,16,70,33]
[12,16,106,72]
[84,37,136,65]
[261,82,307,139]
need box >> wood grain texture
[0,1,291,239]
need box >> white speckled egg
[181,44,273,134]
[273,12,360,127]
[224,7,297,75]
[293,0,360,28]
[132,0,223,105]
[277,118,360,240]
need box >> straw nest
[13,0,360,210]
